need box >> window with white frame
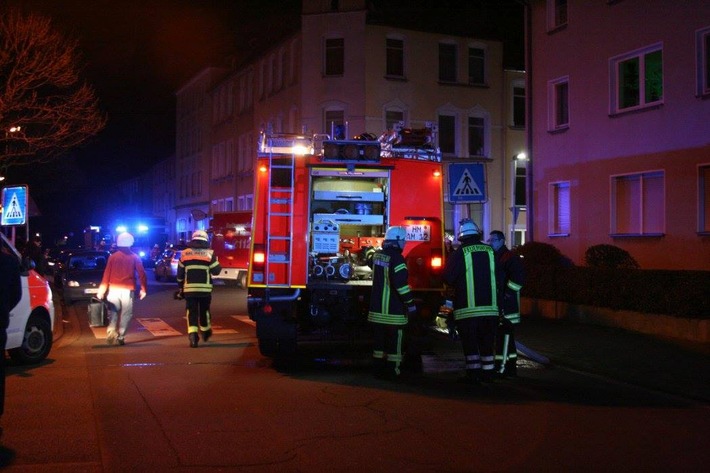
[611,171,665,235]
[438,114,456,155]
[610,43,663,113]
[512,80,526,127]
[699,165,710,233]
[385,110,404,131]
[468,45,485,85]
[467,116,485,157]
[386,37,404,77]
[547,0,568,31]
[548,76,569,131]
[438,43,457,83]
[324,109,345,138]
[324,38,344,76]
[549,181,570,236]
[696,26,710,96]
[514,162,527,207]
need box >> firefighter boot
[201,329,212,342]
[189,333,199,348]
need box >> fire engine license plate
[406,225,430,241]
[84,288,99,294]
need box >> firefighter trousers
[456,316,497,380]
[185,294,212,335]
[371,323,404,377]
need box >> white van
[1,232,55,364]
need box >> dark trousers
[185,295,212,334]
[371,323,404,376]
[457,316,497,378]
[496,318,518,373]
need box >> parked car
[1,232,55,364]
[154,249,182,281]
[55,250,110,304]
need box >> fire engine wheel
[238,272,247,289]
[8,314,53,365]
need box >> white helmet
[457,219,480,241]
[116,232,134,248]
[384,226,407,250]
[191,230,209,242]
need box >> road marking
[232,315,255,327]
[136,318,182,337]
[212,324,238,334]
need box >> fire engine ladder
[265,150,295,288]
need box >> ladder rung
[267,253,289,261]
[268,236,290,240]
[269,212,292,217]
[270,187,293,193]
[270,199,291,204]
[271,164,294,169]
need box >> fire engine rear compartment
[248,130,444,357]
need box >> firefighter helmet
[457,219,481,241]
[116,232,134,248]
[384,226,407,250]
[191,230,209,242]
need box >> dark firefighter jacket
[367,246,414,326]
[442,237,499,321]
[495,245,524,324]
[177,243,222,296]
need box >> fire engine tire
[258,338,277,357]
[238,272,247,289]
[8,313,53,365]
[258,336,297,357]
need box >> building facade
[173,0,526,244]
[528,0,710,270]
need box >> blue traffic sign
[447,163,486,203]
[2,185,28,226]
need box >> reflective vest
[367,247,413,326]
[177,247,221,295]
[442,241,498,321]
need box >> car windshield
[69,255,107,270]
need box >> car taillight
[253,250,265,265]
[431,256,442,268]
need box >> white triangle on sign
[453,169,482,196]
[4,193,24,219]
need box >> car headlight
[67,280,80,287]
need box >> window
[468,46,485,85]
[438,114,456,155]
[513,83,526,127]
[467,116,485,157]
[324,110,345,138]
[324,38,344,76]
[438,43,457,83]
[610,44,663,113]
[699,165,710,233]
[547,0,568,31]
[515,163,527,207]
[385,110,404,131]
[549,181,570,235]
[386,38,404,77]
[548,76,569,130]
[696,27,710,96]
[611,171,665,235]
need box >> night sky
[3,0,522,243]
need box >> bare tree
[0,8,106,170]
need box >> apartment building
[175,0,526,242]
[528,0,710,269]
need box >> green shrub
[584,244,639,269]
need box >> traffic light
[322,140,381,163]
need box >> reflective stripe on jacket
[177,247,221,294]
[442,240,498,321]
[367,247,413,326]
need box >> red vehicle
[247,124,445,356]
[209,211,252,287]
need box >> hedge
[517,242,710,319]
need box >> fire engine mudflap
[248,124,445,360]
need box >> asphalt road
[2,275,709,471]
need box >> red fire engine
[208,211,252,287]
[247,124,445,356]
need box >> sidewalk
[427,316,710,403]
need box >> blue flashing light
[137,224,149,234]
[116,225,128,233]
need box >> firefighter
[442,219,499,384]
[367,226,417,379]
[177,230,222,348]
[489,230,524,377]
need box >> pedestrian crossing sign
[447,163,486,203]
[1,185,28,226]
